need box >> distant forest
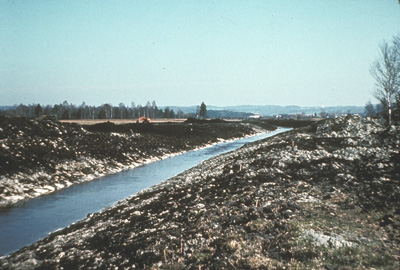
[0,101,190,120]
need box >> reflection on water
[0,128,290,256]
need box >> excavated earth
[1,115,400,269]
[0,116,270,208]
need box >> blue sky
[1,0,400,107]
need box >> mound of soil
[184,117,227,124]
[259,118,319,128]
[0,115,266,207]
[1,115,399,269]
[82,121,154,133]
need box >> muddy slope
[0,116,267,208]
[1,116,399,269]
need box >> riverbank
[1,115,399,269]
[0,116,273,208]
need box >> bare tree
[364,100,376,117]
[145,101,151,118]
[80,102,87,119]
[394,34,400,89]
[151,100,157,119]
[370,38,400,126]
[119,103,126,119]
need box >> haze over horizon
[1,1,400,107]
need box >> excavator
[137,116,151,123]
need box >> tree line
[2,101,189,120]
[367,33,400,125]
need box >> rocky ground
[1,115,399,269]
[0,116,270,208]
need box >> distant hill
[206,110,253,119]
[164,105,365,117]
[207,105,365,116]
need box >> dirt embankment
[0,116,272,208]
[258,118,321,128]
[1,115,399,269]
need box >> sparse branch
[393,34,400,88]
[370,38,400,125]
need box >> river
[0,128,290,256]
